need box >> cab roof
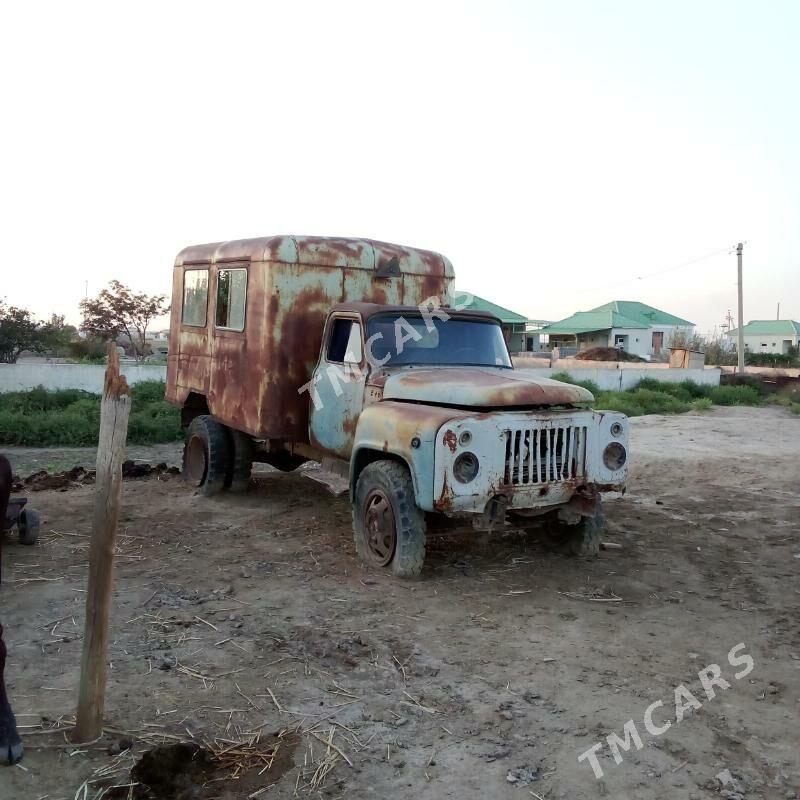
[330,302,501,323]
[175,235,454,278]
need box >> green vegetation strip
[0,381,182,446]
[550,373,770,417]
[0,375,795,448]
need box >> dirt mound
[15,462,179,492]
[574,347,646,362]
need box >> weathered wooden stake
[73,344,131,742]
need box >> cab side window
[216,268,247,331]
[182,269,209,327]
[327,318,363,363]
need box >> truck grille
[502,425,588,486]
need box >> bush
[626,388,691,415]
[131,380,168,406]
[549,372,601,397]
[690,397,713,411]
[548,372,762,417]
[719,374,771,396]
[745,352,799,367]
[635,378,709,400]
[67,338,108,364]
[592,391,647,417]
[0,381,181,446]
[706,385,762,406]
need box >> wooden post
[73,344,131,742]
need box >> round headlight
[453,452,480,483]
[603,442,627,471]
[459,430,472,447]
[610,422,624,438]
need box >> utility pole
[736,243,745,373]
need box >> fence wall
[0,361,721,395]
[0,363,168,394]
[513,364,721,391]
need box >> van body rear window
[182,269,209,327]
[216,268,247,331]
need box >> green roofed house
[458,293,540,352]
[725,319,800,354]
[542,300,694,358]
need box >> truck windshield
[366,314,513,368]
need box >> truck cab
[166,236,628,577]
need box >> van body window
[327,319,363,363]
[182,269,209,327]
[216,268,247,331]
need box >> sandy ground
[0,406,798,799]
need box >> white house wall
[732,333,800,354]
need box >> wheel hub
[364,489,396,566]
[185,435,208,486]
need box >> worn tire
[18,508,40,546]
[182,415,231,496]
[353,461,426,578]
[227,430,253,493]
[565,506,604,557]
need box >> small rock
[499,710,514,721]
[394,717,408,727]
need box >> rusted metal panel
[169,266,212,406]
[343,270,403,306]
[174,235,454,277]
[382,368,595,408]
[168,236,454,440]
[351,401,472,510]
[308,312,365,458]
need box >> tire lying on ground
[182,415,231,497]
[353,460,426,578]
[18,508,40,546]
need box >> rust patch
[442,429,458,453]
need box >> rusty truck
[166,236,628,577]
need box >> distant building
[543,300,694,358]
[725,320,800,354]
[458,294,541,352]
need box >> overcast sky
[2,0,798,334]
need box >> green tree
[38,314,78,356]
[80,280,169,363]
[0,302,44,363]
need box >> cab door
[308,314,367,458]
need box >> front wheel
[182,416,231,496]
[543,503,604,558]
[353,461,426,578]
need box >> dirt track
[1,406,798,799]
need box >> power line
[576,243,736,294]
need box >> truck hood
[381,368,594,408]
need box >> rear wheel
[353,461,426,578]
[227,430,253,493]
[18,508,40,546]
[182,415,231,496]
